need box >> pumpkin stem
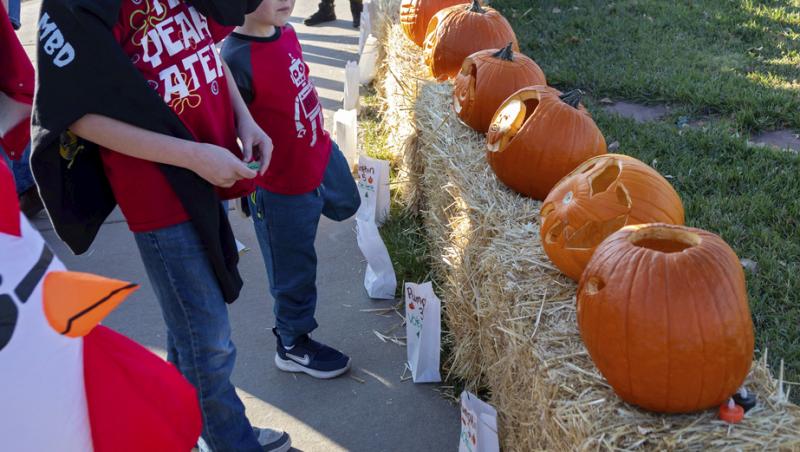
[492,42,515,61]
[559,89,584,109]
[468,0,485,13]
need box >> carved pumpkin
[540,154,685,281]
[423,0,518,80]
[486,86,607,200]
[577,223,754,413]
[400,0,465,47]
[454,43,546,133]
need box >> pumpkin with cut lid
[453,43,546,133]
[540,154,685,281]
[423,0,518,80]
[577,224,754,413]
[486,86,606,200]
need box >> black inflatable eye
[0,294,18,352]
[15,246,53,304]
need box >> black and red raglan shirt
[221,25,332,195]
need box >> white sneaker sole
[274,354,351,379]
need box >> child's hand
[253,140,273,177]
[237,117,273,176]
[191,143,257,188]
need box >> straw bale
[378,20,800,451]
[378,22,429,213]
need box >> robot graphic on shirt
[289,52,323,147]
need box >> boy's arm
[70,114,256,188]
[223,60,272,176]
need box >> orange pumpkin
[486,86,607,200]
[540,154,685,281]
[577,223,754,413]
[400,0,465,47]
[454,43,546,133]
[423,0,518,80]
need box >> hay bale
[379,22,429,213]
[378,20,800,450]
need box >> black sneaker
[254,427,291,452]
[273,328,351,379]
[304,3,337,26]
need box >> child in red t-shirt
[222,0,360,380]
[60,1,291,451]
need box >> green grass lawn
[595,111,800,394]
[495,0,800,397]
[359,89,432,298]
[498,0,800,133]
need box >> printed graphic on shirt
[126,0,224,112]
[288,52,323,147]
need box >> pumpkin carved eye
[589,161,621,197]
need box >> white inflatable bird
[0,160,202,451]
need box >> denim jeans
[6,0,21,29]
[1,143,35,194]
[249,184,324,346]
[249,143,359,346]
[134,222,261,452]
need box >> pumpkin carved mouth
[629,226,701,253]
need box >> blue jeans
[6,0,21,29]
[249,184,324,346]
[249,143,359,346]
[134,222,261,452]
[1,144,35,194]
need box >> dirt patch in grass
[750,129,800,153]
[602,101,669,123]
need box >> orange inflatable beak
[43,271,138,338]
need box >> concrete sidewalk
[17,0,459,451]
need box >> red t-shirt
[0,4,34,160]
[101,0,247,232]
[221,26,331,195]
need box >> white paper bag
[364,0,380,40]
[357,5,371,55]
[355,155,390,225]
[405,282,442,383]
[459,392,500,452]
[356,218,396,299]
[333,109,358,168]
[359,35,379,85]
[343,61,360,111]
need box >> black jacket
[30,0,260,303]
